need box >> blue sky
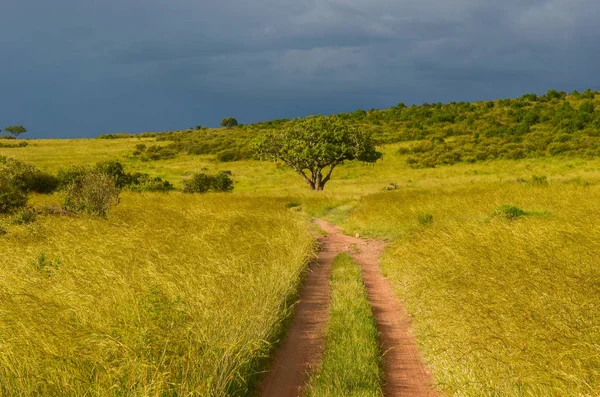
[1,0,599,138]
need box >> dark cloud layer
[1,0,599,137]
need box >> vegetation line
[305,253,384,397]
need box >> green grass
[0,193,314,396]
[306,253,383,397]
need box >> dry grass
[0,193,314,396]
[342,183,600,396]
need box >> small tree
[253,116,382,190]
[220,117,238,129]
[4,125,27,139]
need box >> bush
[494,205,529,219]
[62,172,120,217]
[579,102,595,114]
[183,172,234,193]
[95,160,130,188]
[417,213,433,225]
[57,166,89,189]
[0,174,27,213]
[0,141,28,148]
[128,174,174,192]
[531,175,548,185]
[59,162,174,193]
[216,149,245,162]
[0,156,59,194]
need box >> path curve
[315,219,438,397]
[259,219,437,397]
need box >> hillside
[92,88,600,168]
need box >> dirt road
[258,219,437,397]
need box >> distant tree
[4,125,27,139]
[220,117,238,129]
[253,116,382,190]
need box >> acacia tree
[4,125,27,139]
[220,117,238,129]
[253,116,382,190]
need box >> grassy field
[341,184,600,396]
[2,136,600,396]
[306,254,383,397]
[0,193,314,396]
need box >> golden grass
[0,193,314,396]
[341,183,600,395]
[4,137,600,396]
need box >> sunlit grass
[3,137,600,396]
[0,193,314,396]
[341,183,600,396]
[306,253,383,397]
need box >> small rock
[355,233,360,238]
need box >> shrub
[128,174,174,192]
[0,141,28,148]
[62,172,120,217]
[494,205,528,219]
[417,213,433,225]
[95,160,128,187]
[216,149,244,162]
[60,162,174,193]
[531,175,548,185]
[579,102,595,114]
[11,208,37,225]
[0,157,59,194]
[31,252,62,277]
[57,166,90,189]
[183,172,234,193]
[0,174,27,213]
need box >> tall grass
[306,253,383,397]
[342,183,600,396]
[0,193,314,396]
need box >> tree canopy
[253,116,382,190]
[4,125,27,139]
[220,118,238,129]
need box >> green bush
[494,205,529,219]
[0,141,28,148]
[0,174,27,213]
[0,156,59,194]
[95,160,131,188]
[183,172,234,194]
[418,213,433,225]
[57,166,90,189]
[59,162,174,193]
[128,174,174,192]
[579,102,595,114]
[62,172,120,217]
[531,175,548,185]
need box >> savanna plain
[1,90,600,396]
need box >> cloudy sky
[1,0,599,138]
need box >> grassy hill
[89,88,600,168]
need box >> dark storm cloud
[1,0,599,137]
